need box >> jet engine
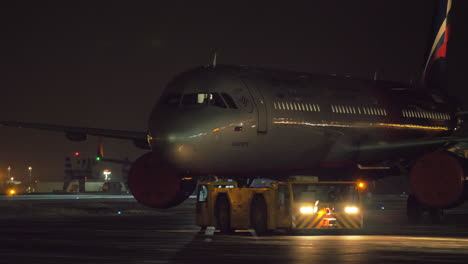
[128,152,196,209]
[409,152,467,208]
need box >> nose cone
[148,111,178,163]
[148,108,204,168]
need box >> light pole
[28,166,33,193]
[103,169,111,182]
[7,166,11,181]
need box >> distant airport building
[63,153,130,193]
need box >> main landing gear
[406,194,443,224]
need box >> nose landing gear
[406,194,443,224]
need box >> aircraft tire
[215,194,232,233]
[251,195,268,236]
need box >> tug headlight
[300,206,314,214]
[344,206,359,214]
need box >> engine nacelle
[409,152,467,208]
[127,152,195,209]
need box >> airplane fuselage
[148,65,455,178]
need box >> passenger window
[221,93,238,109]
[164,94,182,107]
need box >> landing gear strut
[428,208,443,224]
[406,194,443,224]
[407,195,423,224]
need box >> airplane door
[242,78,268,134]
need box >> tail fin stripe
[423,19,448,74]
[422,0,452,89]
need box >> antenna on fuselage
[212,51,217,68]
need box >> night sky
[1,1,467,182]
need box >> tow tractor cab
[196,176,366,234]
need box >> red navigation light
[34,180,38,183]
[7,165,11,169]
[74,152,80,156]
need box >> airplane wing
[0,121,150,149]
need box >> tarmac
[1,194,468,264]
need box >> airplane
[1,0,466,223]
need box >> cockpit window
[221,93,238,109]
[181,93,227,108]
[210,93,227,108]
[164,94,182,107]
[181,93,202,105]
